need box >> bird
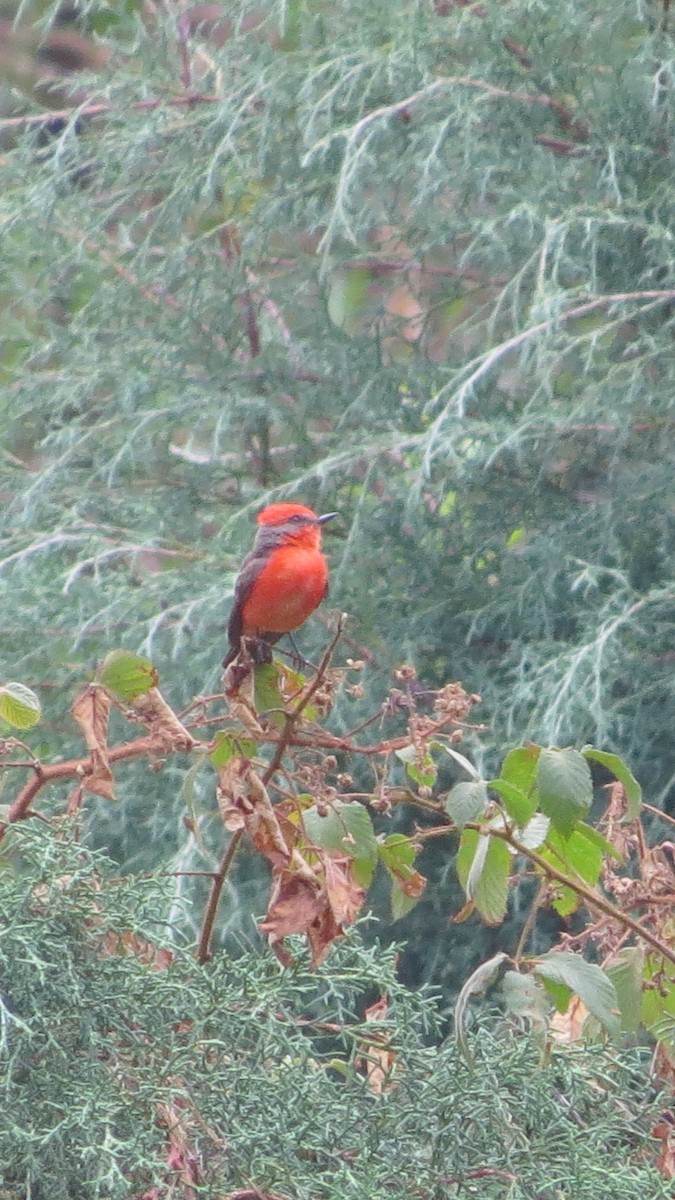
[223,502,338,669]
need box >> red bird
[223,502,338,668]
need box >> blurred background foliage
[1,0,674,993]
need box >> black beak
[317,512,338,525]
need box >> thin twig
[642,802,675,829]
[499,829,675,967]
[196,829,244,963]
[4,736,160,832]
[262,617,345,787]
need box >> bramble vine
[1,628,673,1068]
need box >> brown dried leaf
[99,928,174,971]
[358,995,397,1094]
[217,758,295,865]
[653,1116,675,1180]
[549,995,589,1043]
[323,854,365,926]
[130,687,197,752]
[71,684,114,799]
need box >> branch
[262,617,345,787]
[0,92,221,132]
[196,829,245,963]
[425,288,675,433]
[497,828,675,967]
[3,736,161,832]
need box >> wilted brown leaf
[356,995,398,1094]
[71,684,114,799]
[217,758,294,863]
[218,758,367,965]
[99,928,174,971]
[130,687,197,752]
[323,854,365,926]
[549,995,589,1043]
[653,1115,675,1180]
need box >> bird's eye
[289,513,304,523]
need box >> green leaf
[537,748,592,836]
[327,267,371,334]
[253,663,286,726]
[534,952,620,1038]
[537,823,609,916]
[390,881,419,921]
[456,829,511,924]
[97,650,158,702]
[546,825,604,884]
[0,682,41,730]
[209,732,257,768]
[379,835,425,921]
[303,801,378,887]
[606,947,644,1034]
[642,954,675,1044]
[445,781,488,827]
[395,744,437,788]
[581,748,642,819]
[489,777,538,824]
[539,976,573,1013]
[505,526,526,549]
[500,746,541,789]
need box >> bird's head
[255,503,338,549]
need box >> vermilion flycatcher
[223,502,338,668]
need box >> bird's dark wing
[222,543,279,667]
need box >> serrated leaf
[210,732,257,768]
[456,829,511,924]
[537,823,607,917]
[303,802,378,887]
[539,976,573,1013]
[98,650,158,702]
[581,748,642,819]
[499,746,540,794]
[489,777,538,824]
[445,781,488,827]
[544,823,608,885]
[455,953,508,1064]
[537,748,592,836]
[534,952,620,1038]
[642,954,675,1042]
[0,682,41,730]
[573,820,623,861]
